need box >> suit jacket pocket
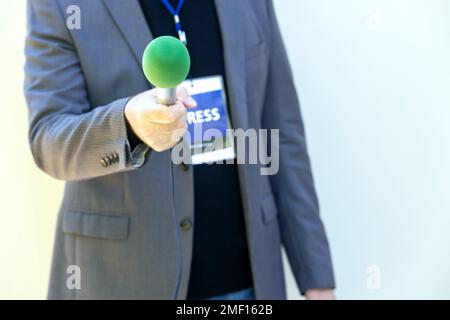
[62,210,129,240]
[261,194,279,224]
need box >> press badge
[179,75,235,165]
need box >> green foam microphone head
[142,36,191,89]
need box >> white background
[275,0,450,299]
[0,0,449,299]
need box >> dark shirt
[138,0,253,299]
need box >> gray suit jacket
[24,0,335,299]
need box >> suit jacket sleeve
[24,0,147,181]
[262,0,336,293]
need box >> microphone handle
[156,87,177,105]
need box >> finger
[148,129,185,151]
[165,102,188,123]
[176,86,190,100]
[177,86,197,109]
[143,118,187,137]
[142,101,187,124]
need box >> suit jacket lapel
[102,0,153,66]
[215,0,249,130]
[215,0,251,227]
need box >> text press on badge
[180,75,235,165]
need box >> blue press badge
[180,75,235,164]
[187,90,227,137]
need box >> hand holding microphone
[125,36,195,152]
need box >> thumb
[177,86,197,109]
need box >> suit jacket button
[180,218,192,230]
[100,158,108,168]
[107,154,116,165]
[180,162,189,171]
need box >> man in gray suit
[25,0,335,300]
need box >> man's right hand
[124,87,197,152]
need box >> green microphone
[142,36,191,105]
